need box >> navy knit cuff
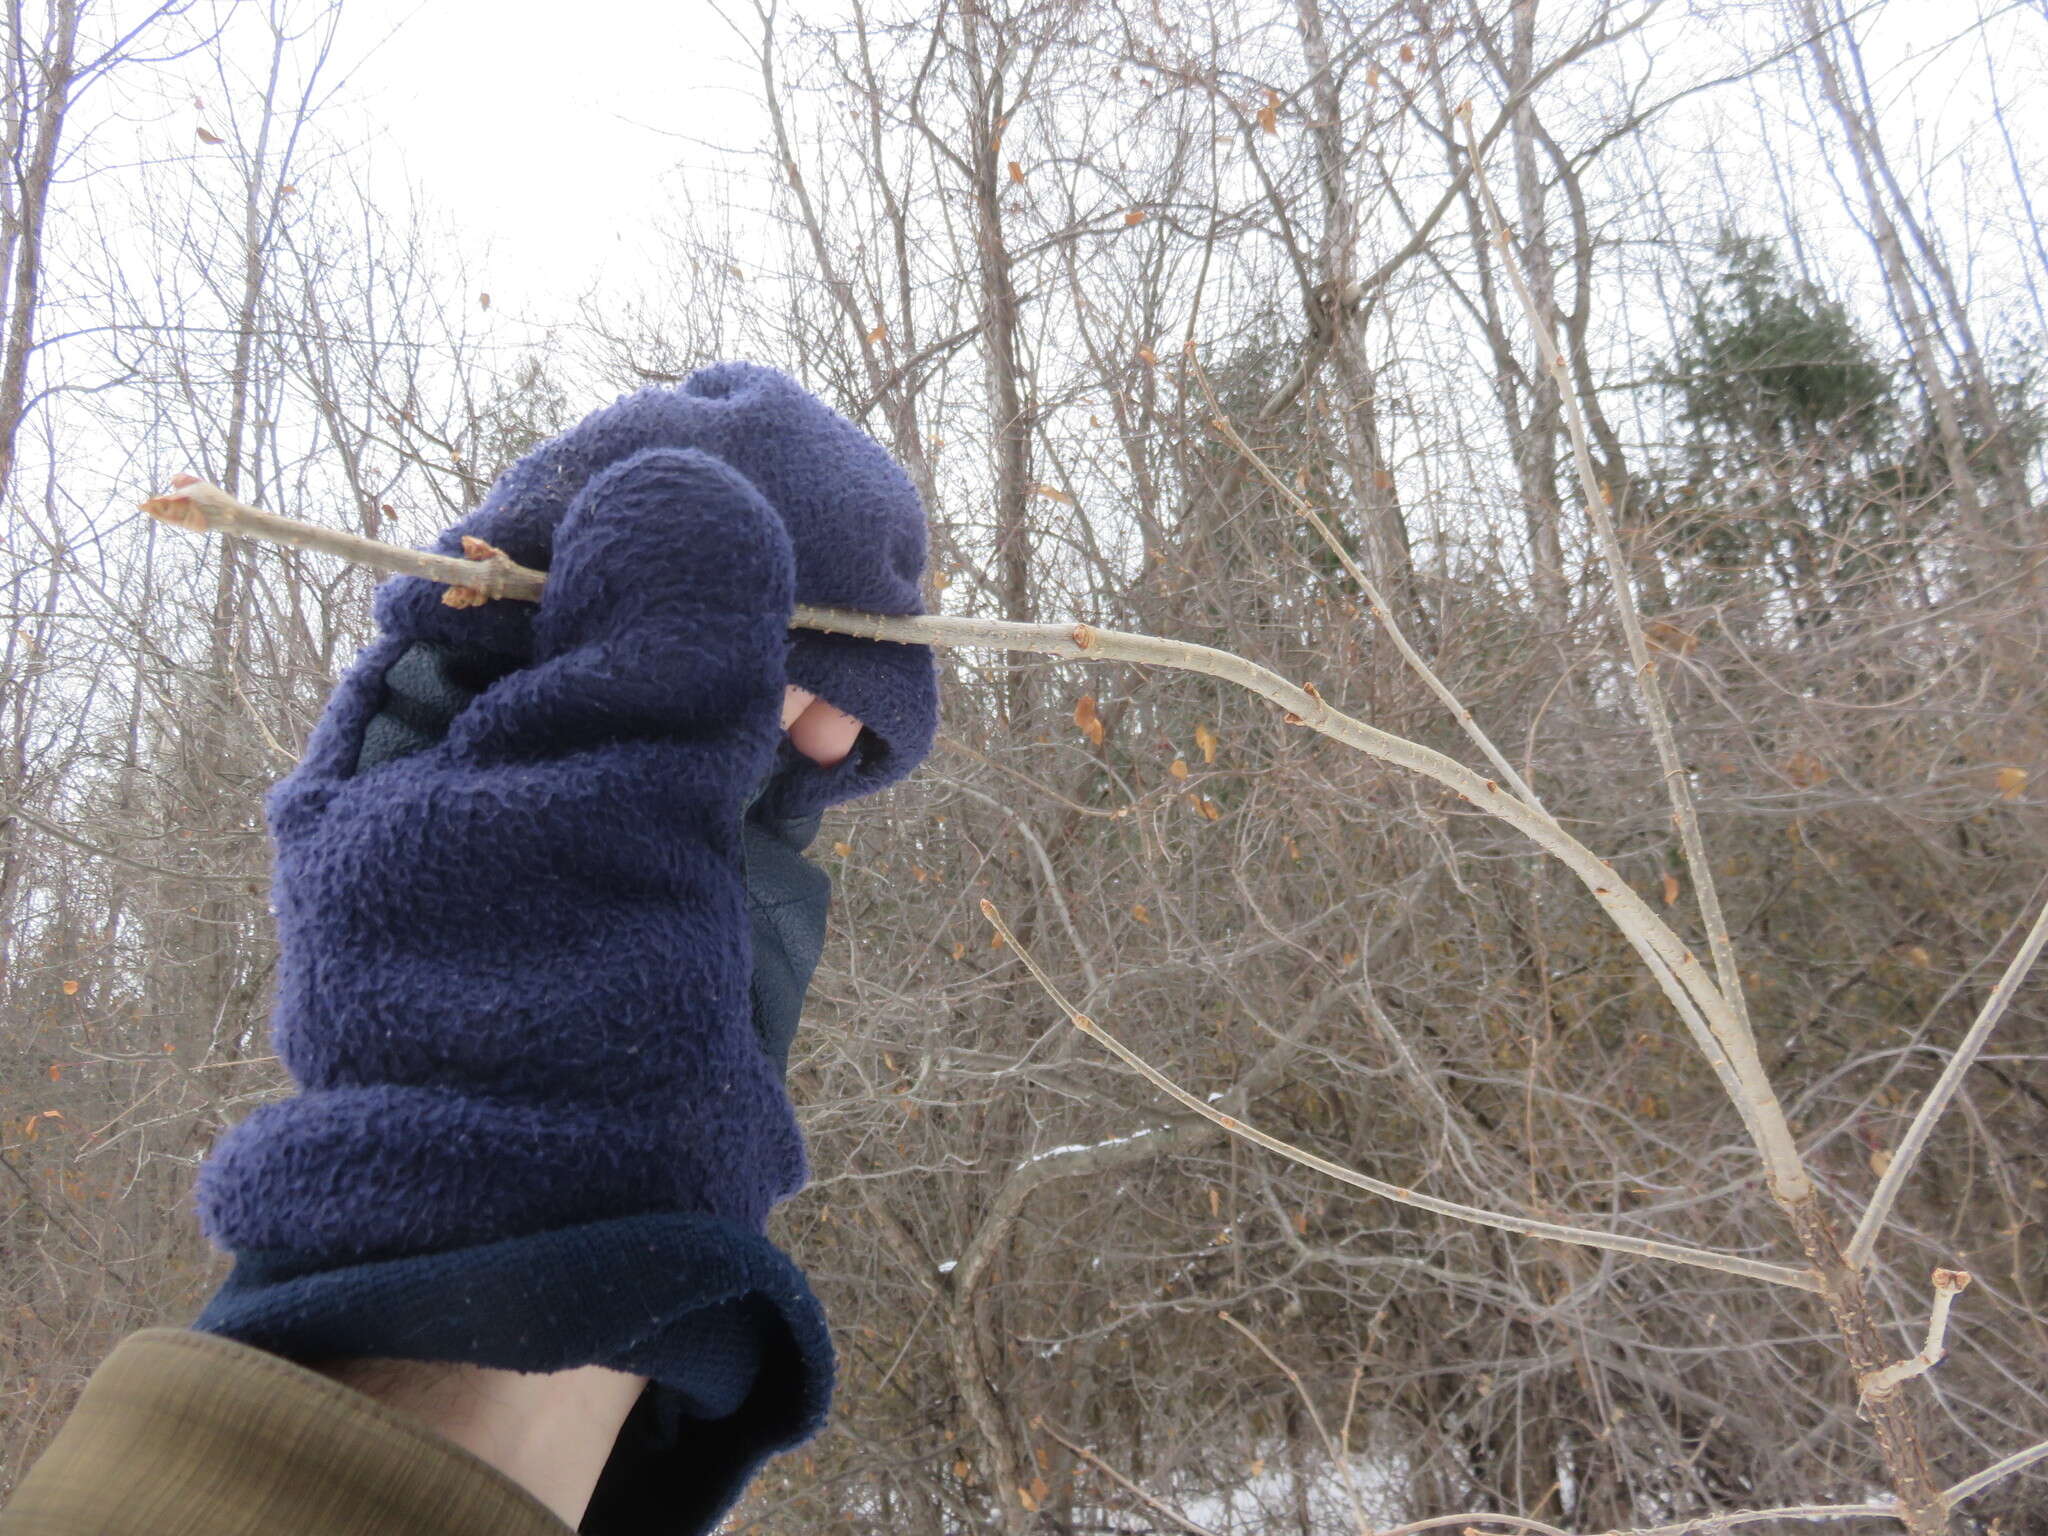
[192,1211,832,1536]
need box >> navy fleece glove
[350,638,831,1071]
[191,368,938,1536]
[369,361,937,819]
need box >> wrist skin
[316,1358,648,1529]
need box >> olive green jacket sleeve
[4,1329,571,1536]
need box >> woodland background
[3,0,2046,1532]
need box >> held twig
[141,478,545,605]
[1196,369,1790,1163]
[1847,889,2048,1267]
[1192,366,1549,815]
[147,477,1795,1201]
[978,899,1820,1292]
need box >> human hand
[306,692,864,1530]
[780,686,862,767]
[195,368,932,1536]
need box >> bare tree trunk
[0,0,76,504]
[1292,0,1414,598]
[1783,1195,1951,1535]
[1792,0,2015,568]
[0,0,81,994]
[1507,0,1567,626]
[958,1,1038,728]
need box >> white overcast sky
[331,0,777,314]
[310,0,2042,327]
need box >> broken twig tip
[138,493,208,532]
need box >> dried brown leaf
[1785,750,1829,787]
[1646,619,1697,655]
[1073,693,1105,747]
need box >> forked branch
[142,478,1781,1186]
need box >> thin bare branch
[1944,1437,2048,1504]
[1847,890,2048,1267]
[1603,1503,1897,1534]
[1194,362,1549,815]
[1860,1269,1971,1399]
[1040,1425,1227,1536]
[140,477,545,602]
[1374,1516,1576,1536]
[978,899,1821,1292]
[1218,1312,1372,1536]
[148,481,1790,1177]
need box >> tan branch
[142,478,544,605]
[149,477,1801,1221]
[1944,1436,2048,1505]
[1847,890,2048,1267]
[1457,109,1809,1207]
[1194,366,1786,1165]
[979,899,1819,1292]
[1603,1504,1897,1534]
[1218,1312,1372,1536]
[1374,1518,1574,1536]
[1193,365,1548,813]
[1860,1269,1972,1400]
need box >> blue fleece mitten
[349,639,832,1073]
[189,369,935,1534]
[368,360,937,820]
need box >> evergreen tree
[1661,234,1902,627]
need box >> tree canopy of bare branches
[5,1,2046,1533]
